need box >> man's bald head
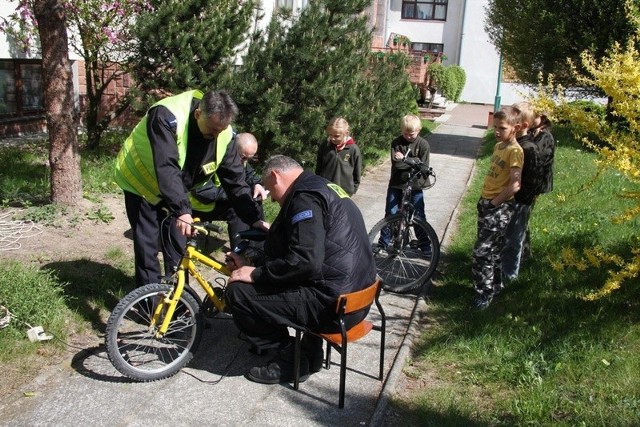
[236,133,258,161]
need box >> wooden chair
[293,278,386,408]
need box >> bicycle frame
[390,167,427,251]
[153,225,232,337]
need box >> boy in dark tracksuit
[502,102,541,281]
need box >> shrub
[428,63,467,102]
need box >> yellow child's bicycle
[105,218,265,381]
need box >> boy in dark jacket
[376,114,431,255]
[501,102,541,282]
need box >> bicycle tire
[368,214,440,294]
[105,283,203,381]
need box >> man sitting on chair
[225,155,376,384]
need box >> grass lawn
[389,125,640,426]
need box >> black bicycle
[368,158,440,293]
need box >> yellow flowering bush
[534,5,640,300]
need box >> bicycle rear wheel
[105,283,203,381]
[368,214,440,293]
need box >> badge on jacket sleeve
[291,210,313,224]
[327,183,349,198]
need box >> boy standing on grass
[472,106,523,310]
[521,111,555,261]
[501,102,541,282]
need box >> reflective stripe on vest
[188,126,234,212]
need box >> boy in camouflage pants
[472,106,523,310]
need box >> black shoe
[245,356,310,384]
[472,294,493,310]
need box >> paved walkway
[0,103,492,427]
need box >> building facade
[367,0,527,105]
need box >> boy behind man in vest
[472,106,523,310]
[190,132,268,249]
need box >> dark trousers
[124,191,170,287]
[123,191,259,287]
[225,282,367,351]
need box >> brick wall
[76,60,141,130]
[1,60,141,139]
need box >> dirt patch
[0,194,132,264]
[0,194,132,400]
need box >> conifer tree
[131,0,258,105]
[223,0,417,166]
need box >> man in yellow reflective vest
[114,90,268,286]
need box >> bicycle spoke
[369,214,440,293]
[106,284,203,381]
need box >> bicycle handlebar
[402,156,436,188]
[190,219,224,236]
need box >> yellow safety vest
[113,90,232,211]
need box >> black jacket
[515,133,541,205]
[251,171,376,298]
[535,129,555,194]
[388,135,430,189]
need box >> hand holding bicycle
[225,251,244,271]
[177,213,195,236]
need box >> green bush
[428,63,467,102]
[428,63,446,92]
[449,65,467,102]
[565,99,608,147]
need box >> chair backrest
[335,278,381,315]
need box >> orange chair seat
[320,320,373,346]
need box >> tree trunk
[33,0,82,206]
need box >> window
[402,0,448,21]
[277,0,294,9]
[411,42,444,53]
[0,60,44,117]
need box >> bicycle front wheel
[105,283,203,381]
[368,214,440,293]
